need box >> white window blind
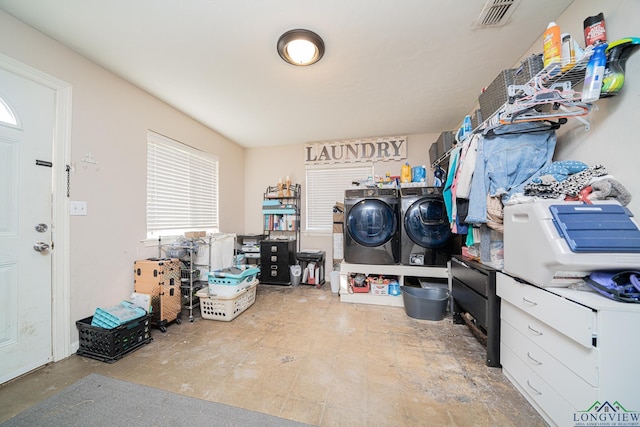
[306,164,373,232]
[146,131,219,238]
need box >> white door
[0,67,55,383]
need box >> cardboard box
[370,283,389,296]
[333,233,344,262]
[184,231,206,238]
[333,202,344,224]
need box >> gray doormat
[1,373,313,427]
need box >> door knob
[33,242,50,252]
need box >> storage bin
[429,142,439,164]
[76,314,152,363]
[435,131,455,156]
[478,69,515,120]
[470,109,483,130]
[207,265,259,296]
[513,54,544,86]
[400,286,449,321]
[91,301,147,329]
[196,280,258,321]
[348,275,369,293]
[370,283,389,295]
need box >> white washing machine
[343,187,399,265]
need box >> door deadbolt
[35,223,48,233]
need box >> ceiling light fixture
[277,29,325,66]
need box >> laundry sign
[305,136,407,165]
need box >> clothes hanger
[498,79,592,125]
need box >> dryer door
[405,197,451,248]
[346,199,397,247]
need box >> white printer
[503,200,640,287]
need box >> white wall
[0,10,246,344]
[244,0,640,268]
[244,133,440,265]
[523,0,639,215]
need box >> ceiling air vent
[475,0,520,28]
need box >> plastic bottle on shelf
[463,115,472,134]
[411,165,426,183]
[581,42,608,103]
[583,12,607,47]
[456,115,473,143]
[543,22,562,68]
[561,33,576,72]
[400,162,411,183]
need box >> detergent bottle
[411,165,426,183]
[401,162,411,183]
[581,42,608,103]
[543,22,561,68]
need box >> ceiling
[0,0,574,148]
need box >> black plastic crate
[76,313,152,363]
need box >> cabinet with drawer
[450,255,500,367]
[260,240,296,285]
[497,272,640,427]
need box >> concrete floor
[0,283,546,426]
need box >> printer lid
[550,203,640,253]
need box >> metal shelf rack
[157,236,212,322]
[432,49,595,168]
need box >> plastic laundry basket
[400,286,449,321]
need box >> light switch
[70,201,88,216]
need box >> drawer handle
[527,352,542,365]
[527,325,543,336]
[522,297,538,306]
[526,380,542,395]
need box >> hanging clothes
[454,133,479,228]
[466,122,557,225]
[455,133,480,199]
[450,140,475,235]
[442,146,461,224]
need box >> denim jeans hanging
[466,122,557,224]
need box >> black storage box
[76,313,152,363]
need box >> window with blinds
[146,131,219,238]
[305,164,373,232]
